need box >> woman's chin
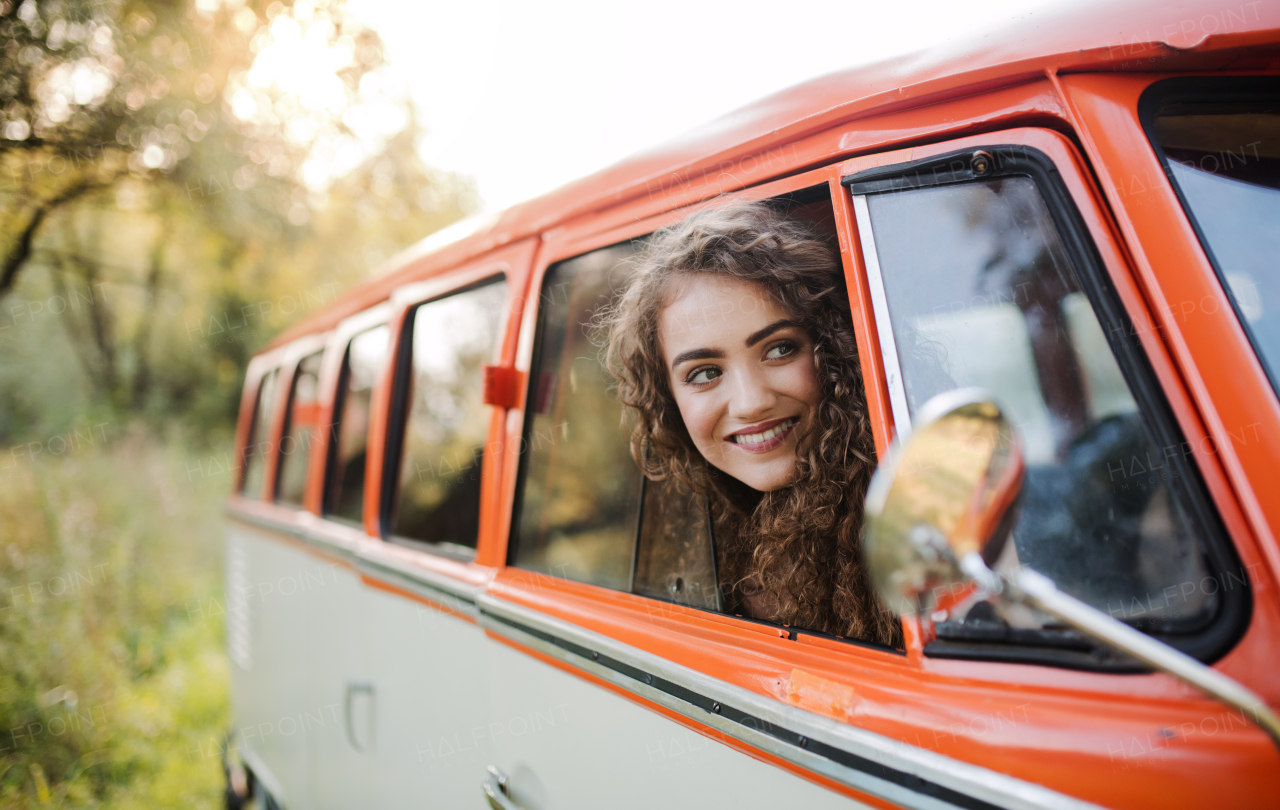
[748,476,796,493]
[718,459,798,493]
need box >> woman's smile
[659,274,822,492]
[725,416,799,452]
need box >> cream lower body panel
[228,525,343,809]
[362,582,491,809]
[484,637,870,810]
[229,520,862,809]
[230,518,1095,810]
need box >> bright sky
[347,0,1072,213]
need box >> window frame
[379,270,510,561]
[842,136,1251,668]
[272,333,329,509]
[321,303,393,534]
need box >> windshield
[1146,82,1280,390]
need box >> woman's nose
[727,367,776,420]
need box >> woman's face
[659,274,822,492]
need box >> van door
[839,127,1252,668]
[832,126,1272,805]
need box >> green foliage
[0,431,231,809]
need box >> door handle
[483,765,524,810]
[343,681,374,753]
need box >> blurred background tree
[0,0,475,440]
[0,1,475,805]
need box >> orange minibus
[224,2,1280,807]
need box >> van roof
[268,0,1280,349]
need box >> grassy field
[0,429,230,809]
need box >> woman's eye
[687,366,722,385]
[765,342,797,360]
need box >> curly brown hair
[599,200,902,646]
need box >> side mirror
[863,389,1023,618]
[864,389,1280,751]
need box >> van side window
[851,160,1237,658]
[326,325,389,524]
[276,350,324,507]
[513,245,644,590]
[510,242,721,610]
[240,367,279,498]
[388,280,507,551]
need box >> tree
[0,0,431,291]
[0,0,476,438]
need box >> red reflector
[481,365,523,409]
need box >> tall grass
[0,428,229,808]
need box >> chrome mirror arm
[960,552,1280,751]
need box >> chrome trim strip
[225,507,311,544]
[226,506,362,566]
[477,594,1104,810]
[353,546,480,616]
[852,193,913,438]
[299,528,360,566]
[225,507,480,614]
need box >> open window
[844,140,1250,666]
[508,187,895,640]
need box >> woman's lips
[725,417,799,454]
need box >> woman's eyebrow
[671,348,724,369]
[745,319,800,348]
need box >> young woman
[600,201,902,647]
